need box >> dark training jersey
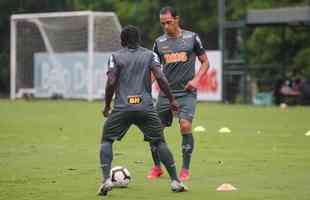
[107,47,161,111]
[153,30,206,97]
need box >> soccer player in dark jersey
[147,6,210,181]
[97,25,188,196]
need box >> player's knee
[180,119,192,133]
[150,139,165,147]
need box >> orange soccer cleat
[146,166,164,179]
[179,168,190,181]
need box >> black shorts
[156,93,197,127]
[101,109,164,143]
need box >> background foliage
[0,0,309,94]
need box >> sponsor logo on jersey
[163,52,188,64]
[182,34,193,39]
[158,37,168,42]
[162,46,170,50]
[127,95,142,104]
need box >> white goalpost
[10,11,122,100]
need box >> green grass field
[1,100,310,200]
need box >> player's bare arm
[103,71,118,117]
[185,53,210,91]
[150,65,179,112]
[150,72,156,83]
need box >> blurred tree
[66,0,218,49]
[0,0,309,94]
[227,0,310,79]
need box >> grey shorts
[101,109,164,143]
[156,93,197,127]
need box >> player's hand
[185,80,197,92]
[102,106,111,117]
[170,99,180,113]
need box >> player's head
[159,6,180,35]
[121,25,140,48]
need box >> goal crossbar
[11,11,117,20]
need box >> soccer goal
[10,11,122,100]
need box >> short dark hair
[120,25,140,48]
[160,6,178,18]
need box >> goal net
[10,11,122,100]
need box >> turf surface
[1,100,310,200]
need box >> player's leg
[136,110,187,192]
[179,119,194,181]
[177,94,197,181]
[98,139,114,196]
[148,143,163,179]
[147,96,172,179]
[153,140,188,192]
[98,111,131,196]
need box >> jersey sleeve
[150,52,161,69]
[107,54,117,74]
[193,33,206,56]
[152,42,162,63]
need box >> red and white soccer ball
[110,166,131,188]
